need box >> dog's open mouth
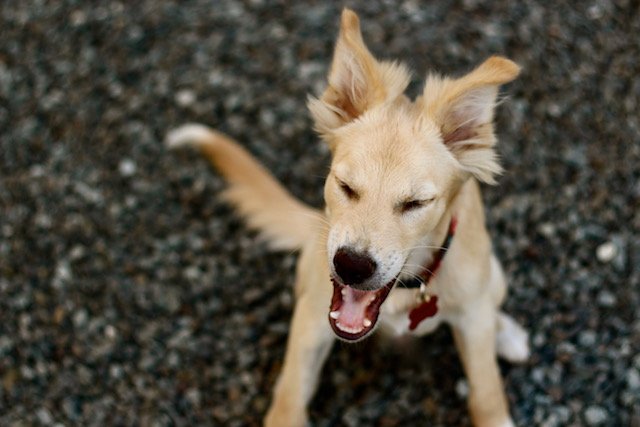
[328,278,394,341]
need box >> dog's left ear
[308,9,410,138]
[423,56,520,184]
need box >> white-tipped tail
[166,123,215,150]
[167,123,324,251]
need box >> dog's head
[309,9,520,341]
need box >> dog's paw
[264,413,309,427]
[264,403,309,427]
[496,313,529,363]
[165,123,213,149]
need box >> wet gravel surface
[1,1,639,425]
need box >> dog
[167,9,529,427]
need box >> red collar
[407,216,457,331]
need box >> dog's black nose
[333,248,377,285]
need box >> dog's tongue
[336,287,374,331]
[329,280,392,340]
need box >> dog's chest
[378,289,444,336]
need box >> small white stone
[627,368,640,389]
[73,309,89,328]
[597,290,616,307]
[104,325,117,339]
[584,405,608,425]
[557,342,576,357]
[175,89,196,107]
[69,244,86,260]
[548,102,562,117]
[531,367,545,383]
[110,364,123,379]
[587,4,603,19]
[596,241,617,263]
[36,407,53,425]
[52,260,72,289]
[34,213,52,229]
[533,332,546,347]
[539,222,556,238]
[70,10,87,26]
[118,158,136,177]
[74,182,103,203]
[259,109,276,127]
[541,413,559,427]
[183,265,201,281]
[634,353,640,369]
[185,387,202,407]
[455,379,469,397]
[578,330,597,347]
[30,164,46,177]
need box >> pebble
[578,330,597,347]
[455,379,469,397]
[118,158,137,177]
[539,222,556,238]
[175,89,196,107]
[627,368,640,390]
[36,407,54,425]
[104,325,117,339]
[597,290,617,307]
[596,242,617,263]
[584,406,608,425]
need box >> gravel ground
[1,1,639,426]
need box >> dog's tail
[166,124,324,251]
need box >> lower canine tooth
[329,311,340,319]
[363,318,372,327]
[341,289,347,296]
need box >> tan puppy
[167,9,529,427]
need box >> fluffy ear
[308,9,410,136]
[422,56,520,184]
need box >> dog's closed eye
[398,197,435,214]
[339,180,360,200]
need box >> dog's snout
[333,247,377,286]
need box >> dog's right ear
[422,56,520,184]
[308,9,410,139]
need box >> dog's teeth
[341,289,347,296]
[369,295,376,303]
[363,318,372,327]
[335,322,364,334]
[329,311,340,319]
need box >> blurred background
[1,0,638,425]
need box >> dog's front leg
[451,300,513,427]
[265,292,334,427]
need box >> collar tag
[406,215,456,331]
[408,296,438,331]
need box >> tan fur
[166,124,323,250]
[168,8,528,427]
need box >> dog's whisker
[394,274,423,291]
[394,277,411,290]
[397,268,425,281]
[398,268,423,278]
[292,210,331,227]
[399,245,448,253]
[401,263,436,277]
